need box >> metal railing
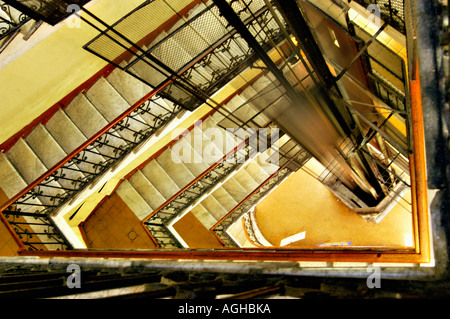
[0,1,31,52]
[83,0,289,113]
[2,93,184,251]
[211,165,295,247]
[1,0,292,251]
[143,127,275,248]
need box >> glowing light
[290,36,298,46]
[280,231,306,246]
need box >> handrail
[141,134,255,248]
[0,0,203,153]
[209,163,291,246]
[0,82,169,214]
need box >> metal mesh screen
[3,0,90,25]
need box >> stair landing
[80,193,157,250]
[172,212,223,249]
[0,188,24,256]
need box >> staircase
[0,67,186,251]
[0,0,296,251]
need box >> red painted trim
[0,0,203,154]
[0,63,116,153]
[18,247,422,263]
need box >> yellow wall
[0,0,194,145]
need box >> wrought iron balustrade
[84,0,290,113]
[143,132,262,248]
[2,94,184,251]
[212,165,295,247]
[0,1,31,51]
[3,0,90,25]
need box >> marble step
[64,93,127,159]
[243,161,271,185]
[201,116,238,157]
[187,120,223,165]
[45,109,89,154]
[156,147,196,189]
[25,124,67,169]
[5,139,65,206]
[210,187,239,212]
[170,137,209,177]
[6,138,49,184]
[199,194,228,222]
[64,93,109,138]
[233,168,260,193]
[220,176,250,204]
[129,58,168,88]
[212,93,247,124]
[105,68,152,106]
[116,179,152,221]
[25,124,86,190]
[0,153,28,200]
[84,77,150,143]
[128,170,166,211]
[140,159,180,200]
[45,109,105,174]
[190,203,218,229]
[84,77,131,122]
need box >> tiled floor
[172,212,223,248]
[0,188,21,256]
[0,218,20,256]
[81,192,157,250]
[255,168,414,248]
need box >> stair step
[45,109,105,173]
[221,176,249,203]
[116,179,152,221]
[200,194,228,221]
[0,153,28,199]
[190,203,218,229]
[45,109,88,154]
[25,124,67,169]
[156,147,196,188]
[6,138,48,184]
[128,170,166,211]
[210,187,238,212]
[211,94,244,123]
[244,161,271,185]
[105,68,152,106]
[170,137,209,177]
[233,168,260,193]
[64,93,108,139]
[84,77,131,122]
[140,160,180,200]
[65,94,127,159]
[202,116,237,157]
[255,150,281,175]
[129,56,168,88]
[188,119,223,165]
